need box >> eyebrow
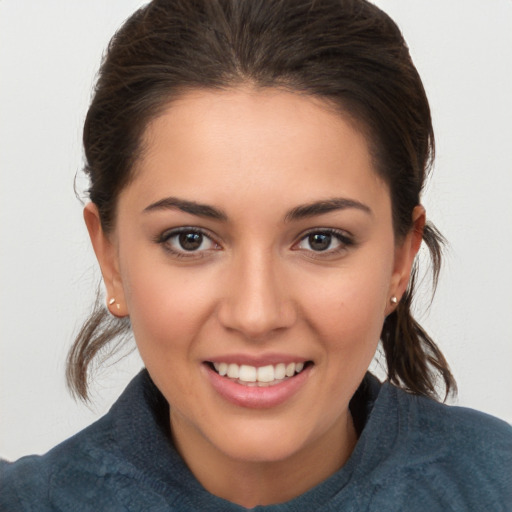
[285,198,372,221]
[143,196,371,222]
[143,197,228,221]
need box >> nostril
[216,274,297,338]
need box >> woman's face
[87,88,420,472]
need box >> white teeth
[285,362,296,377]
[274,363,286,380]
[214,362,229,375]
[218,362,228,376]
[212,361,307,383]
[257,365,275,383]
[239,365,257,382]
[227,363,239,379]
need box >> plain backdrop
[1,0,511,461]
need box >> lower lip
[203,364,311,409]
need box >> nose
[217,250,297,340]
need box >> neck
[170,410,357,508]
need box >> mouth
[205,360,313,387]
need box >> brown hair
[67,0,456,401]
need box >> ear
[83,202,128,317]
[386,205,425,315]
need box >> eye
[294,229,354,254]
[303,233,335,251]
[157,227,220,257]
[177,232,206,251]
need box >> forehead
[123,88,389,217]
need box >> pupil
[179,232,202,251]
[309,233,331,251]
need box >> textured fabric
[1,370,511,511]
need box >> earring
[108,297,121,310]
[390,296,398,304]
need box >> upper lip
[205,353,311,367]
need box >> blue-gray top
[1,370,511,511]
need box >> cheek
[121,261,220,409]
[299,265,390,405]
[299,255,392,353]
[120,255,216,362]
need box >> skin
[85,88,424,507]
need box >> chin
[221,436,305,464]
[205,416,319,464]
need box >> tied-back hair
[67,0,456,401]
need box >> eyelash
[293,228,355,257]
[155,227,355,259]
[155,227,220,259]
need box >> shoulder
[1,455,50,511]
[0,371,182,511]
[381,384,512,509]
[395,386,512,456]
[0,412,117,511]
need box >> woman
[2,0,511,509]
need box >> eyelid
[292,227,355,254]
[155,226,222,258]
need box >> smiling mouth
[206,361,313,387]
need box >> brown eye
[179,232,203,251]
[157,227,219,257]
[307,233,332,251]
[294,229,354,256]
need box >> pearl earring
[109,297,121,310]
[390,296,398,304]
